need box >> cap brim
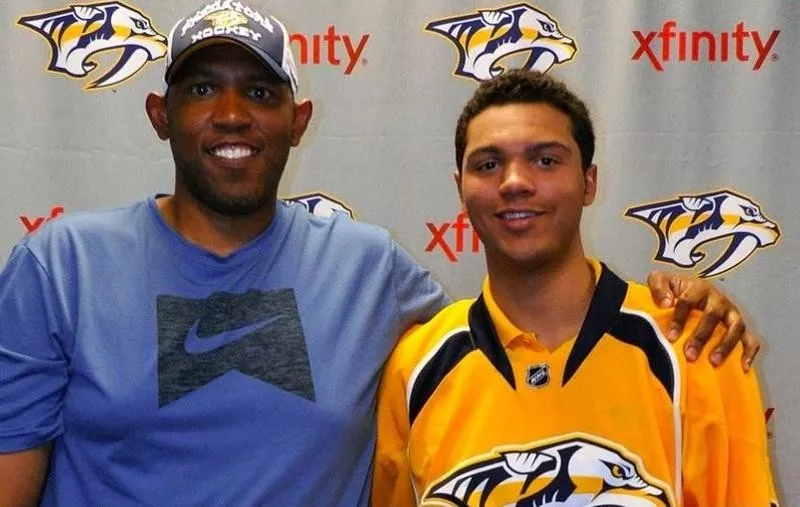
[165,37,291,89]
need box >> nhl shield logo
[526,363,550,388]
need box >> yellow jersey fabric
[372,260,778,507]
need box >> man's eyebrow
[465,145,502,160]
[172,65,284,84]
[524,141,572,154]
[466,141,572,160]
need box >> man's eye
[249,87,274,100]
[538,156,557,167]
[189,83,213,96]
[476,160,498,172]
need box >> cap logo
[180,0,274,37]
[205,10,247,29]
[191,10,262,44]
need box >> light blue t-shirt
[0,196,448,506]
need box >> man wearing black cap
[0,2,763,506]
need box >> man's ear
[453,169,466,211]
[291,99,313,146]
[583,164,598,206]
[145,92,169,140]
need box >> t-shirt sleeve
[372,325,418,507]
[682,331,780,506]
[390,240,450,335]
[0,244,69,452]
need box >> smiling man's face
[456,102,596,269]
[151,43,310,217]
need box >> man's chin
[195,193,273,218]
[488,244,559,270]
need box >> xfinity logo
[20,205,65,234]
[425,212,482,263]
[632,21,780,71]
[290,27,369,75]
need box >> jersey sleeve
[681,330,779,506]
[0,244,69,452]
[372,325,419,507]
[390,240,450,336]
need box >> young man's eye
[538,156,557,167]
[475,160,499,172]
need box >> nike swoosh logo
[183,315,282,355]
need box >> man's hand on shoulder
[646,271,758,372]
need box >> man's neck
[487,250,596,351]
[156,193,275,257]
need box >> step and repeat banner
[1,0,797,501]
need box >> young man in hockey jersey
[372,69,779,506]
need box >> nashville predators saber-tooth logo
[285,192,355,219]
[18,2,167,90]
[625,189,780,278]
[425,3,577,82]
[423,435,673,506]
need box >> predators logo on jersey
[425,3,577,82]
[18,2,166,90]
[625,189,780,278]
[422,434,673,507]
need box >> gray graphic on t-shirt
[157,289,314,407]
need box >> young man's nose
[499,158,536,197]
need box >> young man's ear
[291,99,314,146]
[583,164,598,206]
[145,92,169,141]
[453,169,466,211]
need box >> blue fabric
[0,196,448,506]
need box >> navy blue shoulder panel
[408,330,474,425]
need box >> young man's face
[148,43,311,217]
[456,102,597,269]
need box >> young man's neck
[156,192,275,257]
[487,248,596,351]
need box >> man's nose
[211,88,253,131]
[499,158,536,197]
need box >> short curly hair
[455,69,595,172]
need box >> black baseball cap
[164,0,299,94]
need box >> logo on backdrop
[625,189,780,278]
[18,2,167,90]
[426,211,482,263]
[20,206,65,235]
[285,192,355,219]
[289,27,369,75]
[632,21,780,71]
[425,3,577,81]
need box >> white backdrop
[1,0,797,502]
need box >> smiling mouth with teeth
[501,211,541,220]
[208,145,258,159]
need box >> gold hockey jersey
[373,260,778,507]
